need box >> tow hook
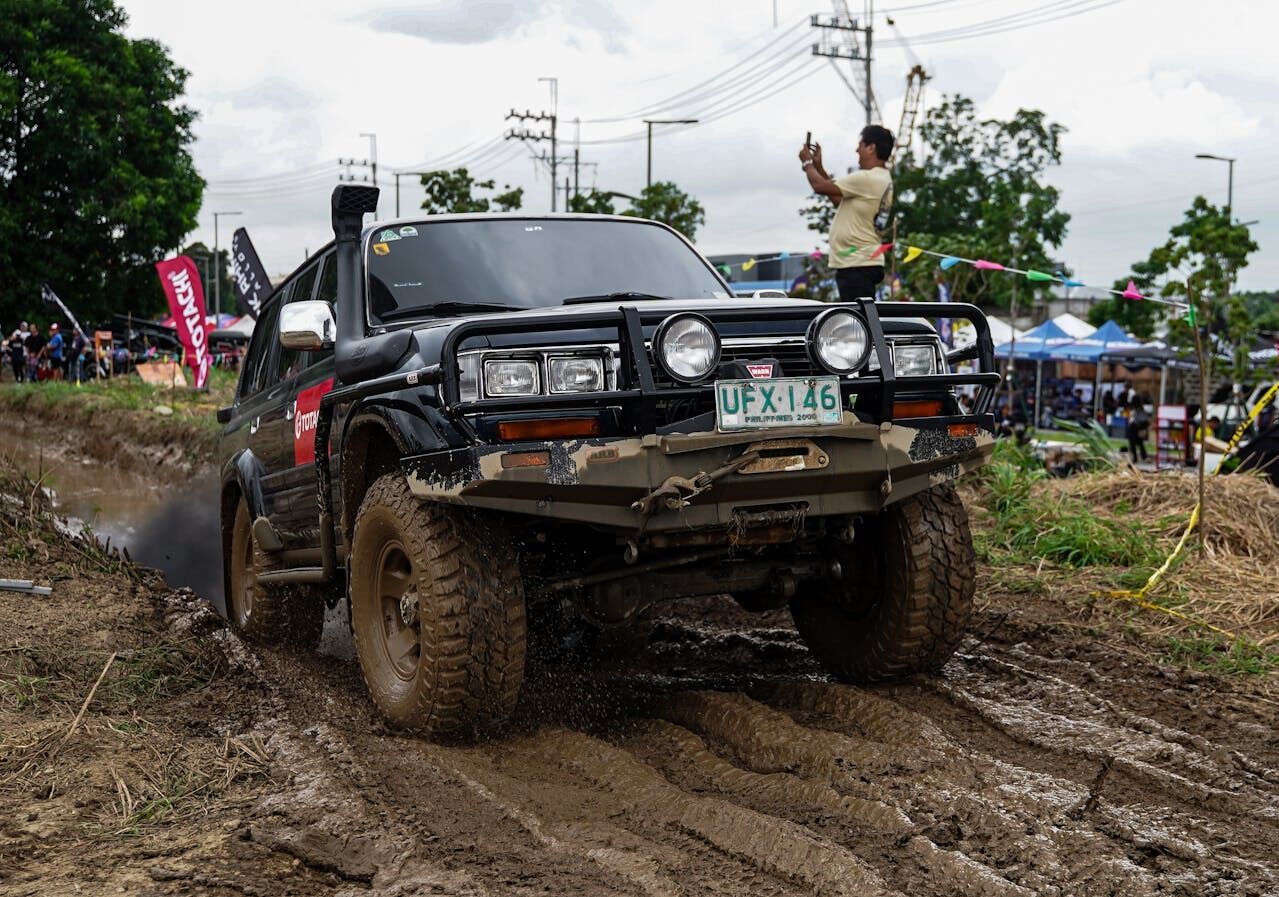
[630,451,761,521]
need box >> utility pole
[212,210,241,322]
[811,2,876,127]
[643,119,698,188]
[393,170,433,217]
[506,105,559,210]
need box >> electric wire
[878,0,1123,46]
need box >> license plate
[715,376,843,431]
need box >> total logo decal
[293,378,335,466]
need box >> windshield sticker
[399,225,418,237]
[380,229,402,242]
[373,242,390,256]
[393,281,423,288]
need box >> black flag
[230,227,271,319]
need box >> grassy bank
[0,367,235,466]
[968,439,1279,680]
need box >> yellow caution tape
[1098,381,1279,635]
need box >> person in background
[45,323,64,381]
[25,323,45,382]
[1126,400,1150,463]
[799,125,895,302]
[69,326,87,382]
[8,321,27,383]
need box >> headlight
[893,344,938,377]
[459,354,480,402]
[548,356,604,393]
[654,314,720,383]
[484,359,539,396]
[807,309,870,374]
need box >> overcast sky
[121,0,1279,299]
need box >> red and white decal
[745,363,775,379]
[293,377,335,466]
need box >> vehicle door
[234,297,295,525]
[275,251,338,549]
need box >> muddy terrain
[2,409,1278,896]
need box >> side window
[240,300,281,399]
[306,252,337,366]
[269,262,320,385]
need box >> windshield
[365,218,729,324]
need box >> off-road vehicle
[217,185,999,737]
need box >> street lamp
[1194,153,1235,218]
[643,119,698,188]
[212,210,243,322]
[393,171,435,217]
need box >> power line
[878,0,1124,46]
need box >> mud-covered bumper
[401,414,994,532]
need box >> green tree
[622,181,705,241]
[567,189,617,215]
[418,167,523,214]
[891,95,1070,309]
[0,0,203,324]
[1103,197,1257,380]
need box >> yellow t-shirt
[827,167,893,269]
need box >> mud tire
[791,484,974,681]
[349,473,526,738]
[227,500,323,647]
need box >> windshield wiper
[385,301,523,320]
[562,291,674,306]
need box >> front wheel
[349,474,526,738]
[790,484,975,681]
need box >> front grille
[650,340,820,388]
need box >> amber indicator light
[947,423,980,438]
[500,451,551,469]
[497,418,601,441]
[891,400,944,418]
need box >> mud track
[2,439,1278,894]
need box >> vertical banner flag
[230,227,271,320]
[936,280,953,347]
[155,256,212,389]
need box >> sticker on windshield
[373,242,390,256]
[379,229,402,242]
[399,225,418,237]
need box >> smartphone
[805,131,812,148]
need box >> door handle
[250,416,260,435]
[285,404,295,421]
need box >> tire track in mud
[232,611,1279,896]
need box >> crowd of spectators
[2,321,128,383]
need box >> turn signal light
[497,417,601,441]
[892,399,944,418]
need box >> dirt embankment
[0,382,220,479]
[3,453,1279,896]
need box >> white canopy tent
[1051,313,1095,339]
[952,315,1020,351]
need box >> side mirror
[751,289,789,299]
[280,300,336,351]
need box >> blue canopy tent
[994,320,1076,422]
[1052,320,1161,415]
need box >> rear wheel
[790,484,975,681]
[349,473,526,738]
[227,500,323,646]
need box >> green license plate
[715,376,843,431]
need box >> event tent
[1052,312,1096,339]
[952,315,1019,350]
[1054,320,1143,362]
[993,319,1075,360]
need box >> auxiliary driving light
[893,343,939,377]
[807,309,870,375]
[547,355,605,393]
[484,359,539,396]
[653,313,720,383]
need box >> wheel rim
[234,517,254,627]
[374,540,420,680]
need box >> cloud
[363,0,628,50]
[223,76,318,112]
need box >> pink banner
[154,256,211,388]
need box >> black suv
[217,185,999,737]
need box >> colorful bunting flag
[870,242,893,260]
[1024,269,1054,282]
[902,246,923,264]
[840,245,859,256]
[939,256,961,270]
[1183,305,1197,326]
[778,251,790,260]
[972,259,1005,271]
[1121,280,1145,301]
[809,250,823,259]
[741,258,757,272]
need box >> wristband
[803,161,815,170]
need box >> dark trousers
[1127,431,1148,462]
[835,265,885,302]
[10,356,24,382]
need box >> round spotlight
[807,309,871,374]
[654,313,720,383]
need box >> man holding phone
[799,125,895,301]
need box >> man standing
[46,323,65,381]
[799,125,895,301]
[8,322,27,383]
[25,323,45,382]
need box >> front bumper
[402,413,994,531]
